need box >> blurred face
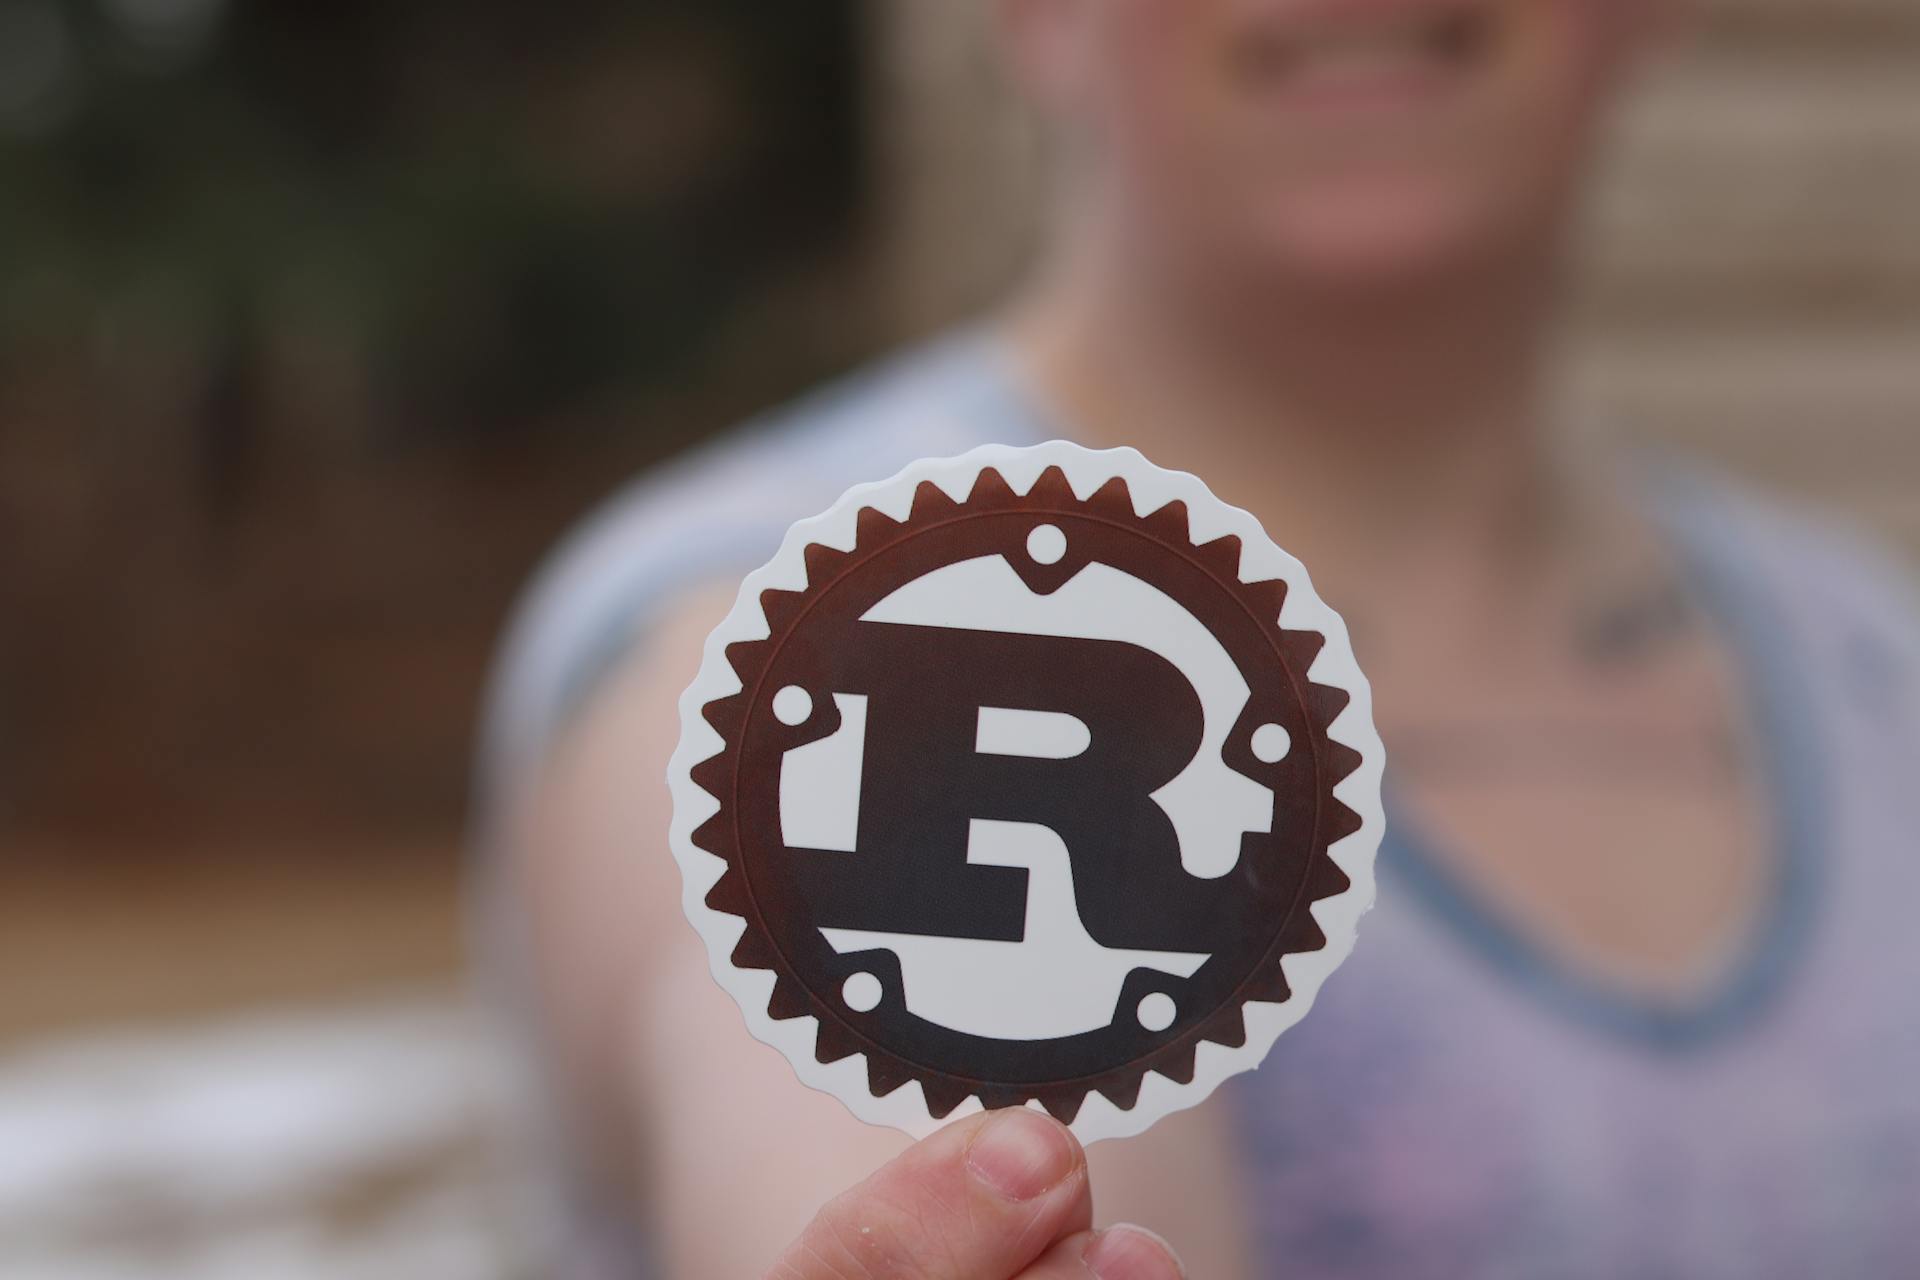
[1007,0,1666,288]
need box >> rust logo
[669,443,1383,1140]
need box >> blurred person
[477,0,1920,1276]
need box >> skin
[765,1108,1182,1280]
[515,0,1770,1273]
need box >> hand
[768,1108,1186,1279]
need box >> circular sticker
[668,441,1384,1142]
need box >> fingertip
[964,1107,1083,1201]
[1082,1223,1186,1280]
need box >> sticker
[668,441,1384,1143]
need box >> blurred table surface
[0,845,535,1279]
[0,842,463,1043]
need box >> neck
[1007,210,1590,618]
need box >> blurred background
[1,1,1915,1276]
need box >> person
[475,1,1920,1275]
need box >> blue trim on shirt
[1376,480,1828,1052]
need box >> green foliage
[0,0,862,439]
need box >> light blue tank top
[477,331,1920,1278]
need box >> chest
[1373,622,1771,999]
[1113,931,1920,1280]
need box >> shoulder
[1657,464,1918,641]
[479,331,1026,789]
[1653,461,1920,732]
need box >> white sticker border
[665,439,1387,1144]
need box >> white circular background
[666,440,1387,1144]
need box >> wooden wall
[1577,0,1920,554]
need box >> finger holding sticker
[767,1109,1185,1280]
[669,441,1385,1143]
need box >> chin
[1227,178,1548,295]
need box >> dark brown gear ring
[689,464,1362,1124]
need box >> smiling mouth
[1230,5,1502,98]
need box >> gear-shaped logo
[668,441,1383,1142]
